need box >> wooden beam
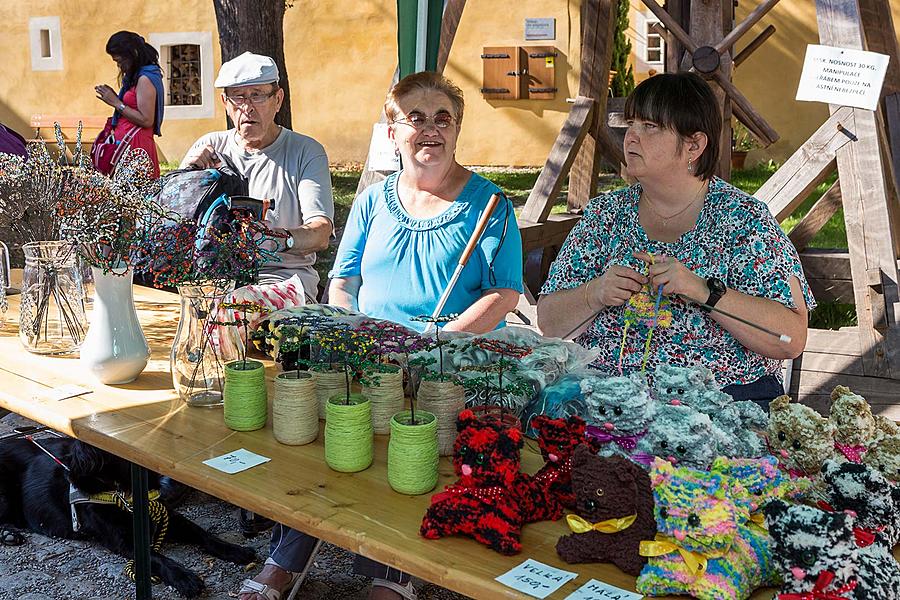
[716,0,781,54]
[436,0,466,73]
[518,213,582,252]
[664,0,687,72]
[858,0,900,98]
[713,71,779,145]
[640,0,696,53]
[788,180,841,251]
[520,97,595,223]
[756,106,851,221]
[733,25,775,68]
[817,0,900,378]
[568,0,620,211]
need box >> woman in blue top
[239,73,523,600]
[328,72,523,334]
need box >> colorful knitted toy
[821,459,900,549]
[710,456,812,520]
[654,364,767,458]
[767,395,836,486]
[829,385,891,463]
[764,499,900,600]
[556,445,656,576]
[420,410,529,554]
[636,459,777,599]
[581,373,656,461]
[530,415,591,514]
[864,431,900,483]
[637,403,729,470]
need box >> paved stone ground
[0,413,469,600]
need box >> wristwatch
[282,229,294,250]
[117,102,126,112]
[702,277,726,312]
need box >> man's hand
[183,144,222,170]
[588,265,648,308]
[634,252,707,299]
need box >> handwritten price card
[495,559,577,598]
[564,579,643,600]
[203,449,271,474]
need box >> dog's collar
[69,484,161,531]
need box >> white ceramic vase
[79,265,150,384]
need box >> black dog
[0,437,256,597]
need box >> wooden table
[0,281,782,600]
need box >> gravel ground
[0,413,469,600]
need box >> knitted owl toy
[556,445,656,576]
[821,459,900,549]
[636,459,777,599]
[654,364,767,458]
[637,403,729,470]
[829,386,881,463]
[530,415,591,514]
[581,373,656,460]
[864,431,900,483]
[767,395,836,486]
[764,499,900,600]
[420,410,529,555]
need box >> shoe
[238,559,300,600]
[371,579,418,600]
[239,509,275,538]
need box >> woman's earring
[687,159,694,174]
[394,146,400,157]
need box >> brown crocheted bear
[556,445,656,576]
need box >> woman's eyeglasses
[393,112,456,130]
[225,89,278,106]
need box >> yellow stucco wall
[1,1,898,166]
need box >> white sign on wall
[367,123,401,172]
[795,44,890,111]
[525,18,556,41]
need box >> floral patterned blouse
[540,177,816,387]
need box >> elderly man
[181,51,333,301]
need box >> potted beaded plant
[356,320,417,435]
[460,338,533,431]
[314,324,378,473]
[214,301,269,432]
[410,314,467,456]
[383,325,439,495]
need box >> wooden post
[567,0,620,212]
[816,0,900,378]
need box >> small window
[645,21,664,65]
[39,29,52,58]
[166,44,202,106]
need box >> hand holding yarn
[589,265,648,308]
[633,252,706,299]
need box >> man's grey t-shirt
[180,127,334,298]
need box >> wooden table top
[0,276,782,600]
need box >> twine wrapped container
[314,369,345,419]
[417,379,466,456]
[324,393,374,472]
[362,366,405,435]
[273,372,318,445]
[388,411,438,495]
[223,360,267,431]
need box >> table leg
[131,463,153,599]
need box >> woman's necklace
[642,182,708,228]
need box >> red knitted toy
[420,410,528,555]
[531,415,591,517]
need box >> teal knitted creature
[637,403,729,471]
[580,373,656,460]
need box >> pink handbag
[90,118,140,175]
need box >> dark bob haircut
[105,31,159,89]
[623,72,721,180]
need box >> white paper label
[203,449,271,474]
[564,579,644,600]
[795,44,890,111]
[525,17,556,41]
[367,123,400,172]
[495,559,578,599]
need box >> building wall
[1,1,899,167]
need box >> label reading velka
[495,559,578,599]
[563,578,644,600]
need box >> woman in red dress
[94,31,165,178]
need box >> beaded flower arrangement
[211,301,269,371]
[460,339,534,419]
[410,314,460,384]
[312,325,378,405]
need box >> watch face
[707,277,726,295]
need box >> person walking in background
[94,31,165,178]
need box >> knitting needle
[679,295,792,344]
[25,435,70,471]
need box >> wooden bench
[29,114,108,161]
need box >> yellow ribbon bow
[639,534,724,576]
[749,512,767,530]
[566,513,637,534]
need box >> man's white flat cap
[214,52,280,88]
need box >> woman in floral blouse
[537,72,815,406]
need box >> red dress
[113,86,160,178]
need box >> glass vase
[170,281,235,407]
[19,241,87,355]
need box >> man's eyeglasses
[393,112,456,130]
[224,89,278,106]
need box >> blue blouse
[540,177,816,387]
[329,171,524,332]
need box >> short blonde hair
[384,71,465,127]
